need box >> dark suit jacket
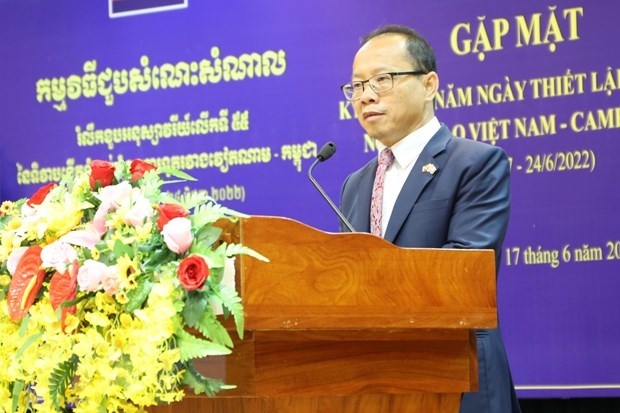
[340,124,521,413]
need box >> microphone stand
[308,156,356,233]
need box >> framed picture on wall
[109,0,188,18]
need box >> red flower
[130,159,157,182]
[49,261,79,333]
[7,245,47,321]
[157,203,189,231]
[27,183,56,206]
[89,160,116,189]
[177,255,209,291]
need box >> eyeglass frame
[340,70,428,101]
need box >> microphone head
[317,142,337,161]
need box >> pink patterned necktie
[370,148,395,237]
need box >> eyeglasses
[340,70,427,101]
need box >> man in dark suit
[339,24,522,413]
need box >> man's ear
[424,71,439,102]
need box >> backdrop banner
[1,0,618,398]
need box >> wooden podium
[149,216,497,413]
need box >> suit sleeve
[444,145,510,267]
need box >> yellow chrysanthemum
[159,348,181,371]
[116,254,140,291]
[85,310,111,328]
[63,312,80,333]
[71,173,91,198]
[91,247,100,260]
[107,212,126,232]
[0,201,14,214]
[0,230,21,262]
[25,194,90,243]
[91,292,120,317]
[134,220,153,242]
[42,205,84,237]
[6,217,22,230]
[115,291,129,304]
[119,312,137,329]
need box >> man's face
[351,34,436,147]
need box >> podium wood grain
[148,216,496,413]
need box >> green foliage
[156,167,197,183]
[182,361,233,397]
[191,203,246,229]
[183,291,207,327]
[211,283,245,339]
[226,242,269,262]
[176,329,231,362]
[11,380,24,413]
[205,265,224,285]
[172,190,213,210]
[18,314,31,339]
[113,239,134,260]
[141,246,175,269]
[192,225,222,251]
[124,280,153,313]
[49,354,79,410]
[138,171,164,201]
[113,159,131,181]
[15,332,43,358]
[195,305,233,348]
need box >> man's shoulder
[450,134,505,153]
[430,127,509,173]
[439,127,506,156]
[346,157,375,181]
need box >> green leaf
[195,305,234,348]
[140,175,164,202]
[114,159,131,180]
[60,292,91,309]
[193,225,222,247]
[191,203,246,229]
[211,283,244,339]
[206,266,224,285]
[18,314,31,338]
[49,354,79,410]
[207,243,228,268]
[11,380,24,413]
[183,293,207,327]
[156,167,197,182]
[163,190,211,210]
[113,239,134,260]
[124,280,153,312]
[141,247,175,269]
[225,242,269,262]
[15,332,43,358]
[176,329,231,362]
[182,361,232,397]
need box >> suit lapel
[349,161,377,233]
[384,126,451,243]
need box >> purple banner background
[1,0,619,398]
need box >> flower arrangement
[0,159,266,412]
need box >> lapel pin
[422,163,437,175]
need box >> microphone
[308,142,356,232]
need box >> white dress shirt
[375,116,441,236]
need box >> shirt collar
[377,116,441,168]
